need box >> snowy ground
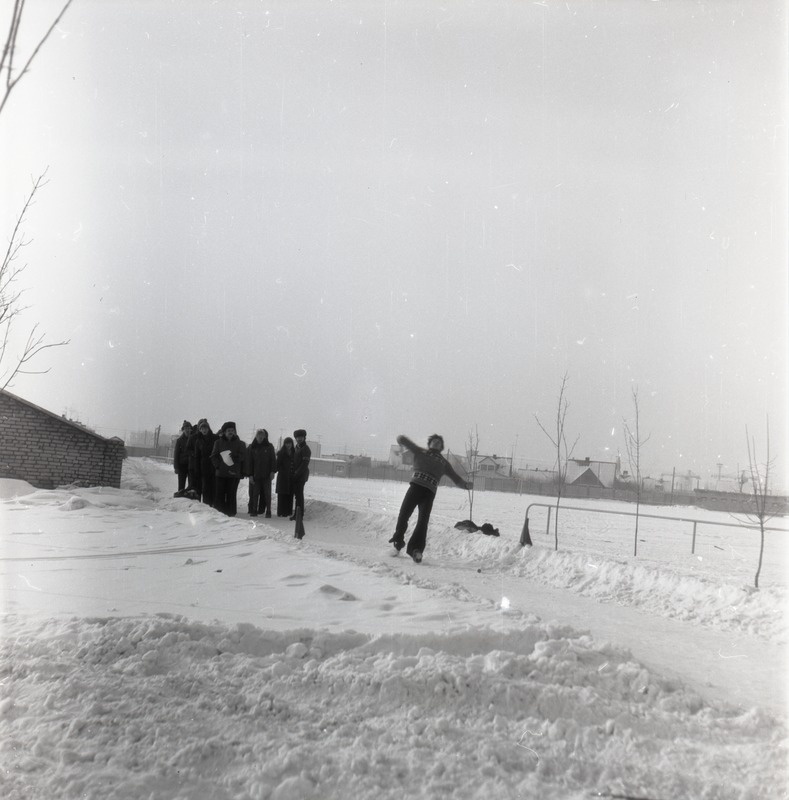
[0,458,786,800]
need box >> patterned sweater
[397,435,467,495]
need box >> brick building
[0,389,126,489]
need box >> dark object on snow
[174,488,199,500]
[454,520,500,537]
[520,516,533,547]
[294,505,305,540]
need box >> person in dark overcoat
[246,429,277,517]
[210,421,246,517]
[186,423,202,496]
[291,429,311,521]
[173,420,192,495]
[275,437,295,517]
[193,419,218,507]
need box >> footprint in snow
[318,584,358,601]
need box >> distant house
[0,389,126,489]
[475,455,511,479]
[328,453,372,468]
[565,457,618,489]
[309,457,347,478]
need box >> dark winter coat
[246,439,277,482]
[275,446,295,494]
[293,441,311,484]
[185,430,201,472]
[173,433,191,473]
[194,430,218,479]
[210,435,247,479]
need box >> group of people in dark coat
[173,422,311,521]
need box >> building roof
[565,458,617,488]
[0,389,121,444]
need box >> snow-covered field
[0,458,786,800]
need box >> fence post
[691,521,697,554]
[546,506,552,538]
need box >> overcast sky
[2,0,786,483]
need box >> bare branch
[2,170,48,275]
[0,323,69,391]
[1,0,24,88]
[736,417,778,589]
[0,168,68,389]
[534,372,576,550]
[0,0,74,118]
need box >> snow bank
[1,614,784,800]
[502,547,788,644]
[0,478,35,500]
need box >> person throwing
[389,433,471,563]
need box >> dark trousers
[277,493,294,517]
[293,479,306,514]
[215,476,240,517]
[394,483,435,555]
[200,467,215,507]
[176,469,189,493]
[248,478,272,515]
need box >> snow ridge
[1,614,784,800]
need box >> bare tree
[1,170,69,390]
[736,418,777,590]
[623,385,651,557]
[1,0,75,117]
[1,1,74,388]
[465,425,480,522]
[534,372,578,551]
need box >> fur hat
[221,421,237,433]
[293,429,307,438]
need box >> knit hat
[294,429,307,438]
[181,420,192,431]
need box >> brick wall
[0,390,126,489]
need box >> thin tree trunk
[755,523,765,589]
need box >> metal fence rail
[520,502,789,551]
